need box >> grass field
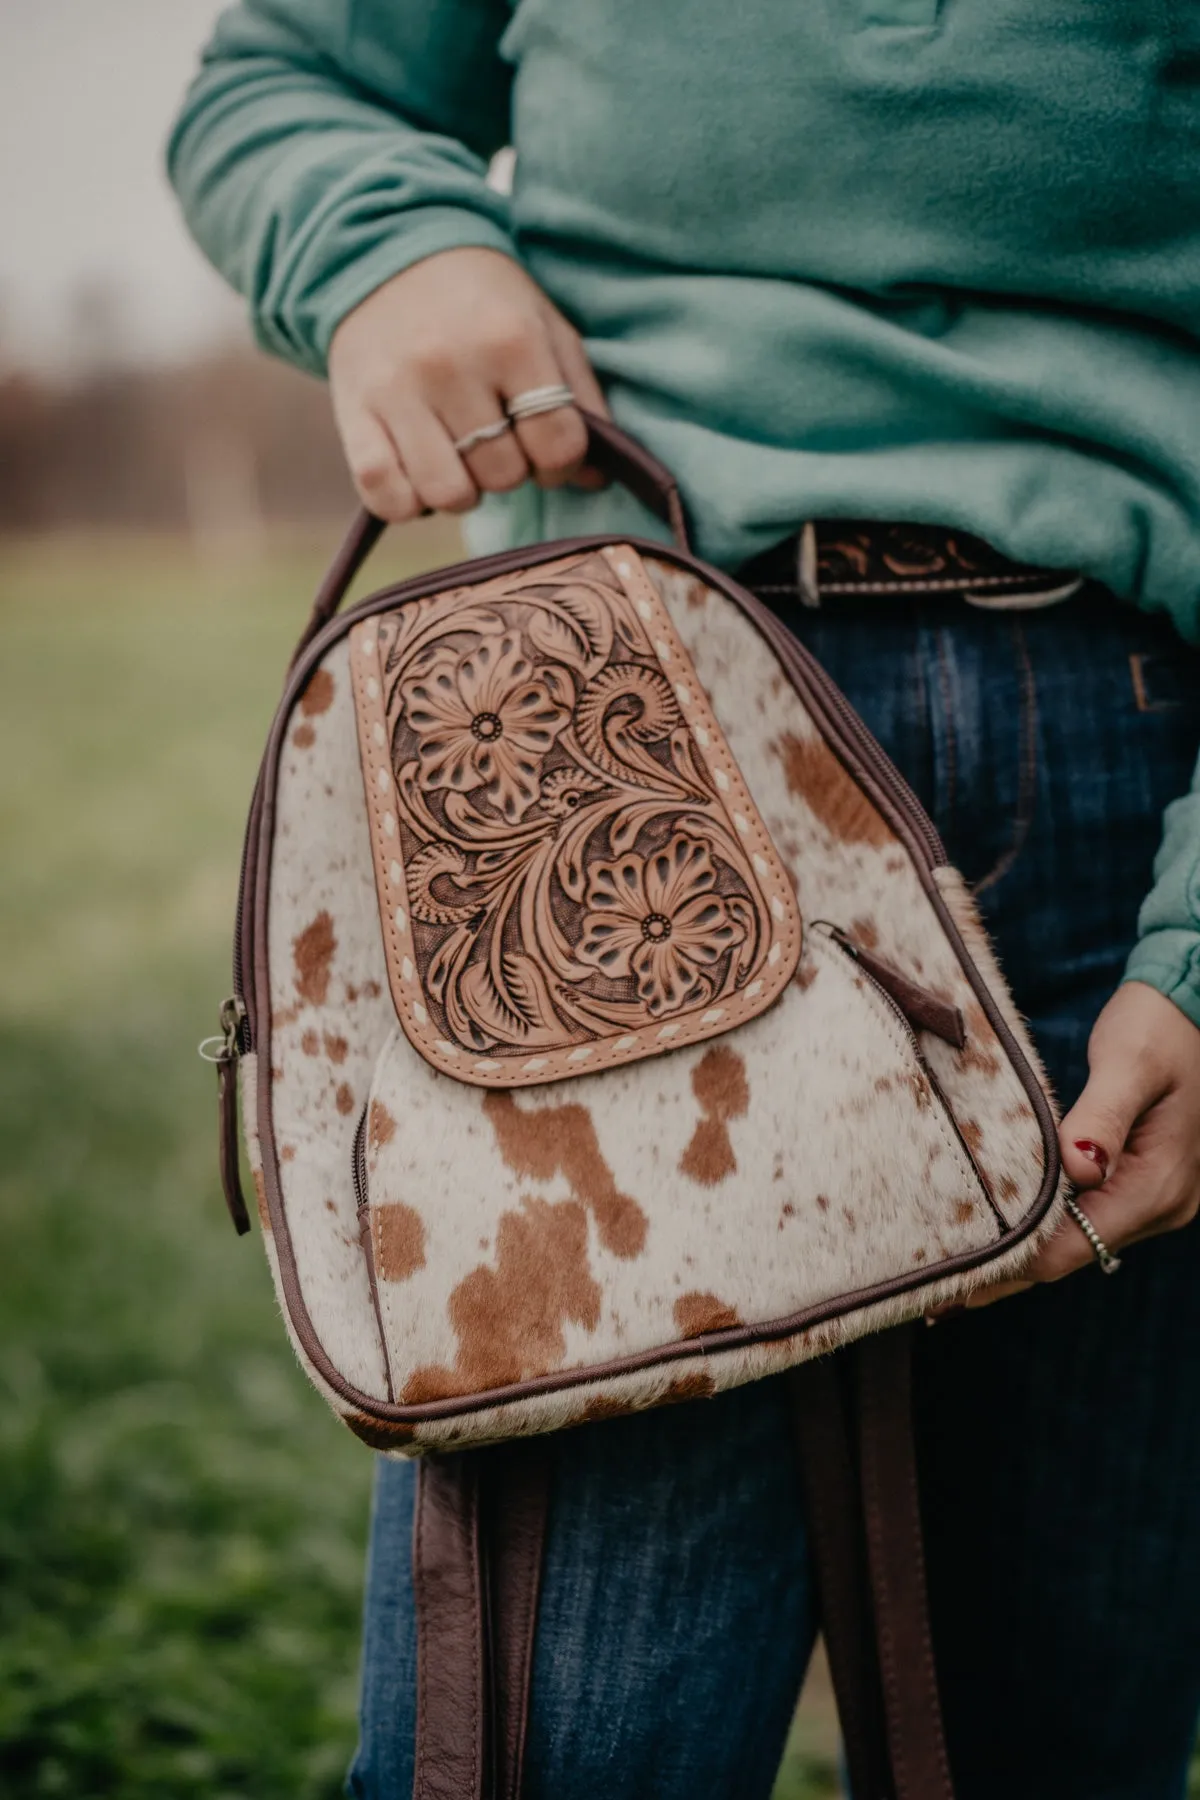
[0,527,840,1798]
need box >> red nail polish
[1074,1140,1109,1179]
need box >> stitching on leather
[821,572,1065,594]
[349,547,802,1087]
[973,620,1037,896]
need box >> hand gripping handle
[291,411,691,668]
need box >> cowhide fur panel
[256,557,1065,1454]
[645,557,1059,1231]
[266,640,395,1401]
[359,924,1005,1409]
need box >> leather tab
[414,1456,487,1800]
[217,1059,251,1236]
[833,929,966,1049]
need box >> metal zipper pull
[199,997,252,1236]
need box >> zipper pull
[199,997,252,1237]
[820,925,966,1050]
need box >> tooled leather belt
[738,520,1084,610]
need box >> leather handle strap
[413,1444,550,1800]
[415,1329,946,1800]
[790,1355,894,1800]
[791,1327,955,1800]
[413,1457,488,1800]
[291,411,691,669]
[857,1330,955,1800]
[483,1443,551,1800]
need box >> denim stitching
[934,630,958,830]
[974,621,1038,896]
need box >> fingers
[327,251,611,516]
[544,308,609,418]
[334,404,420,523]
[1059,1042,1163,1192]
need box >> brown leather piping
[243,528,1062,1426]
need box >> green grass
[0,524,841,1799]
[0,525,449,1799]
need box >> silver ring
[506,383,576,422]
[452,416,514,456]
[1064,1193,1121,1274]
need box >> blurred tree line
[0,341,355,542]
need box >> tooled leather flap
[349,544,801,1086]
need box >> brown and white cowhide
[247,551,1065,1454]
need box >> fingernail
[1074,1140,1109,1179]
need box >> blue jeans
[350,585,1200,1800]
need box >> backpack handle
[292,411,690,667]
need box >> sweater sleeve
[1123,749,1200,1031]
[166,0,516,377]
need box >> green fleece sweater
[167,0,1200,1026]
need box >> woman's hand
[327,247,608,522]
[966,981,1200,1306]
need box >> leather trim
[242,532,1063,1426]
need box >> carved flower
[577,833,744,1016]
[400,632,571,822]
[539,766,608,819]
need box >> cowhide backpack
[204,415,1064,1799]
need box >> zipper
[813,921,925,1059]
[351,1104,395,1403]
[815,923,1006,1232]
[353,1104,369,1212]
[816,923,965,1048]
[198,993,251,1235]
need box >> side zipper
[199,995,251,1235]
[352,1106,396,1403]
[816,924,965,1049]
[813,924,1007,1234]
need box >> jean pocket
[1129,650,1191,713]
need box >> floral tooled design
[578,834,745,1017]
[364,551,791,1064]
[400,631,571,823]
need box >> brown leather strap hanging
[483,1443,552,1800]
[413,1442,551,1800]
[413,1456,487,1800]
[791,1326,955,1800]
[790,1353,894,1800]
[414,1329,948,1800]
[856,1331,955,1800]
